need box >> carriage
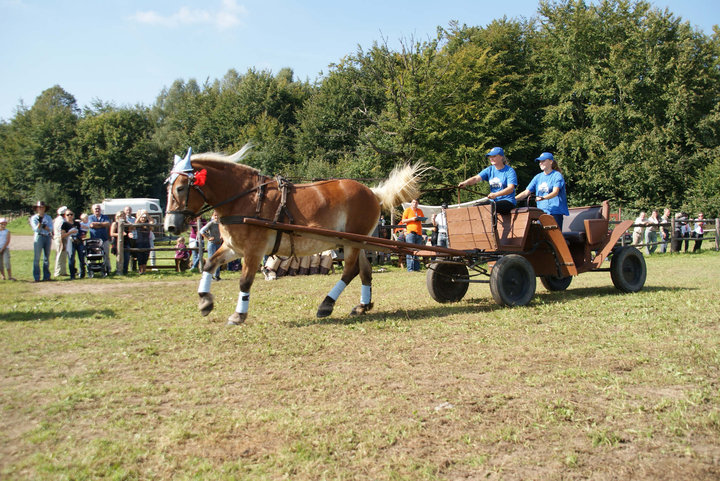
[243,199,646,308]
[164,145,646,324]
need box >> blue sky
[1,0,717,121]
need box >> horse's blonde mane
[191,143,256,172]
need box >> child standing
[0,217,16,281]
[174,236,189,272]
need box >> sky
[1,0,717,121]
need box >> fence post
[117,220,124,276]
[715,218,719,252]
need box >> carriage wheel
[610,246,646,293]
[426,262,469,303]
[540,275,573,291]
[489,255,536,306]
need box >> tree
[71,106,166,206]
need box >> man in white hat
[53,205,69,277]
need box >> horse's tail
[371,162,428,211]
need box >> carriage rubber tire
[489,254,536,306]
[540,274,573,291]
[610,246,646,293]
[426,262,469,303]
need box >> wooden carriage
[244,199,646,308]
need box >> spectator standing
[680,214,691,252]
[632,211,647,246]
[53,206,68,277]
[0,217,16,281]
[692,212,705,252]
[432,203,449,248]
[200,211,223,280]
[88,204,111,275]
[659,208,671,253]
[400,199,425,272]
[671,212,684,253]
[189,217,205,272]
[644,210,660,254]
[30,201,53,282]
[66,210,86,279]
[133,210,153,275]
[458,147,517,214]
[123,206,137,272]
[57,211,78,280]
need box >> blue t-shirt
[88,214,110,241]
[526,170,569,216]
[478,165,517,205]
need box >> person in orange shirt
[401,199,425,272]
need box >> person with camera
[65,210,86,279]
[30,201,54,282]
[57,210,79,279]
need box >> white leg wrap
[198,271,213,293]
[361,284,372,305]
[236,291,250,314]
[328,280,347,301]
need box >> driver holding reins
[458,147,517,214]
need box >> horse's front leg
[350,250,373,315]
[227,253,262,326]
[317,248,360,318]
[197,244,236,317]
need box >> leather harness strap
[215,175,296,257]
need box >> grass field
[1,249,719,480]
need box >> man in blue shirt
[88,204,111,275]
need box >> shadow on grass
[534,284,693,305]
[287,300,505,327]
[0,308,117,323]
[288,284,692,327]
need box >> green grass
[1,250,720,480]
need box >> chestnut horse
[164,145,424,325]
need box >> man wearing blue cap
[516,152,569,229]
[458,147,518,214]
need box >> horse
[164,145,425,325]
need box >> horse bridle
[167,171,275,221]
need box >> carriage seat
[562,205,605,245]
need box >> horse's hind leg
[317,248,360,318]
[227,252,261,326]
[350,250,373,315]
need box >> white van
[99,198,164,231]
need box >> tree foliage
[1,0,718,215]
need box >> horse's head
[164,143,255,234]
[164,148,207,234]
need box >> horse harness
[170,171,297,257]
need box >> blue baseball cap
[535,152,554,162]
[486,147,504,157]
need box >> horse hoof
[198,293,214,316]
[227,312,247,325]
[350,302,374,316]
[316,296,336,318]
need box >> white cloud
[130,0,247,30]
